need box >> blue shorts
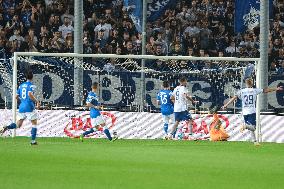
[243,113,256,126]
[174,111,192,122]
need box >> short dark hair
[163,81,170,88]
[179,77,187,83]
[92,82,99,88]
[26,70,33,80]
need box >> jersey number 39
[244,95,253,105]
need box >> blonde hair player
[222,78,283,145]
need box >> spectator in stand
[94,18,111,40]
[123,40,136,55]
[155,31,168,54]
[225,41,239,56]
[146,36,156,55]
[60,6,74,24]
[0,36,6,59]
[146,43,167,71]
[107,27,122,52]
[0,0,283,73]
[277,61,284,75]
[25,27,38,51]
[95,29,107,52]
[9,28,24,42]
[5,14,24,34]
[58,17,73,39]
[31,1,45,28]
[20,0,33,28]
[184,20,200,38]
[63,38,73,52]
[154,43,165,56]
[170,43,183,56]
[187,47,195,56]
[83,36,92,54]
[269,61,278,74]
[48,30,63,53]
[199,20,212,50]
[0,13,5,28]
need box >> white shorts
[18,111,38,121]
[162,114,174,124]
[91,115,105,127]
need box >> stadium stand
[0,0,283,75]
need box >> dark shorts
[243,113,256,126]
[174,111,192,122]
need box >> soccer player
[222,78,283,145]
[167,77,198,140]
[157,81,174,137]
[0,71,40,145]
[80,82,117,141]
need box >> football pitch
[0,138,283,189]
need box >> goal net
[0,53,260,140]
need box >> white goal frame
[12,52,261,141]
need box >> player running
[222,78,283,145]
[0,71,40,145]
[157,81,174,137]
[80,82,117,142]
[167,77,198,140]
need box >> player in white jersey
[167,77,198,140]
[222,78,283,145]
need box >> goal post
[11,52,261,140]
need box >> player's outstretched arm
[263,86,283,93]
[28,91,40,109]
[170,95,175,103]
[222,95,238,110]
[186,95,199,104]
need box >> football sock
[188,124,193,135]
[172,128,177,138]
[83,128,95,136]
[163,123,168,134]
[7,123,17,129]
[103,128,112,141]
[246,124,256,131]
[31,127,37,141]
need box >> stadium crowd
[0,0,283,75]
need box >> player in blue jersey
[157,81,174,137]
[80,82,117,142]
[0,71,40,145]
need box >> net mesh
[0,56,257,112]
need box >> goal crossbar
[13,52,260,62]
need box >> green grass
[0,138,283,189]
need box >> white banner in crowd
[0,110,283,143]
